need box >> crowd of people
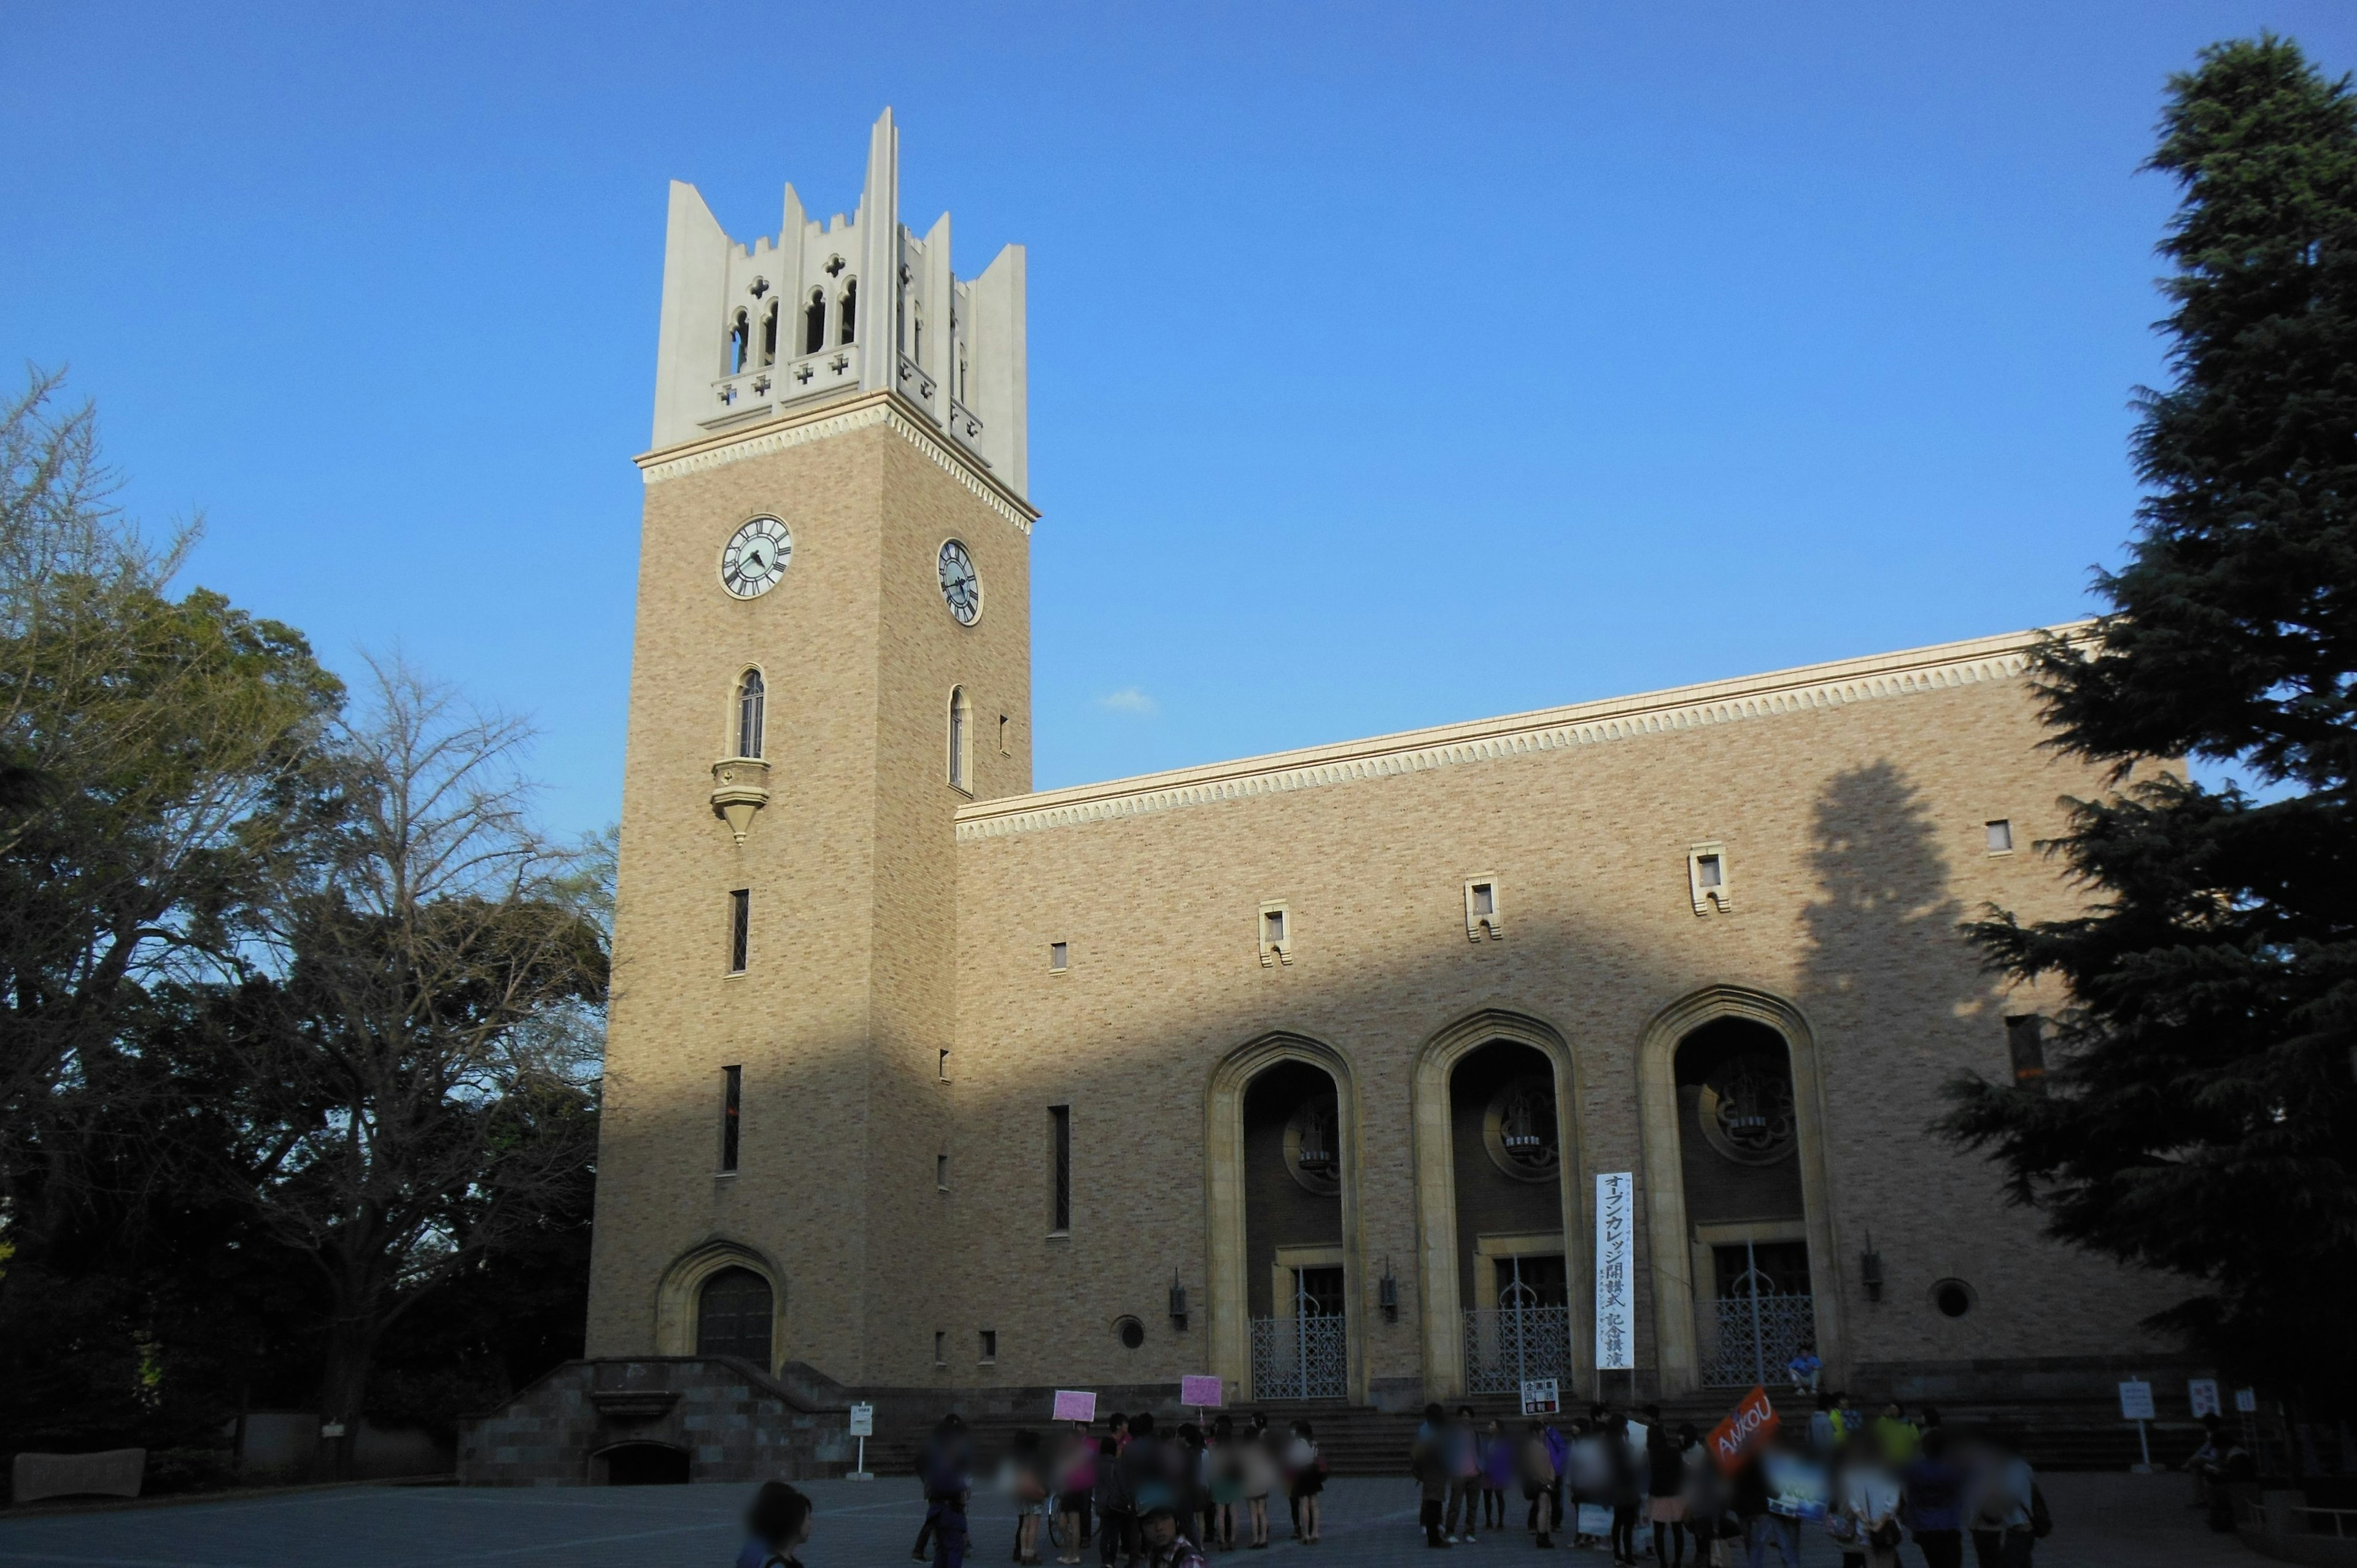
[729,1396,2051,1568]
[1407,1395,2048,1567]
[907,1407,1330,1568]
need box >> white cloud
[1094,686,1158,715]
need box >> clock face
[937,539,982,626]
[720,517,792,599]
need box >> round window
[1932,1278,1975,1318]
[1115,1315,1146,1350]
[1480,1074,1562,1183]
[1697,1052,1799,1165]
[1282,1098,1342,1195]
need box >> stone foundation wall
[459,1356,854,1485]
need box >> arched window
[727,309,750,375]
[912,310,924,361]
[759,302,778,366]
[803,290,827,355]
[736,669,765,759]
[837,279,857,346]
[695,1266,773,1367]
[947,686,972,790]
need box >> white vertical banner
[1594,1171,1636,1371]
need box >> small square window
[978,1329,997,1364]
[1986,819,2015,854]
[1050,941,1069,972]
[1688,844,1732,914]
[1465,877,1503,941]
[1258,903,1294,967]
[933,1330,946,1367]
[936,1153,950,1190]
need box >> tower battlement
[649,109,1028,497]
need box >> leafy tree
[0,369,343,1454]
[1943,36,2357,1408]
[180,660,607,1472]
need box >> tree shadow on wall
[1795,759,2000,1075]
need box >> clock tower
[585,109,1034,1386]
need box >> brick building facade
[464,112,2181,1483]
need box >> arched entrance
[1206,1035,1366,1404]
[1636,987,1844,1394]
[697,1265,775,1367]
[652,1240,784,1374]
[1410,1011,1582,1401]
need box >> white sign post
[2118,1380,2156,1472]
[848,1402,875,1480]
[1594,1172,1636,1383]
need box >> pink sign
[1180,1375,1224,1408]
[1052,1389,1097,1422]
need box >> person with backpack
[1412,1404,1453,1548]
[1966,1435,2042,1568]
[1644,1417,1689,1567]
[1899,1428,1969,1568]
[1006,1429,1051,1567]
[915,1416,975,1567]
[1518,1418,1559,1550]
[1479,1418,1514,1532]
[1054,1421,1098,1566]
[1094,1416,1136,1568]
[1445,1405,1483,1543]
[1836,1450,1901,1568]
[737,1480,814,1568]
[1285,1419,1327,1545]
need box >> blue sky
[6,2,2350,836]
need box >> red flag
[1707,1386,1780,1475]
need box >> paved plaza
[0,1473,2253,1568]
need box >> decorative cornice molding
[635,392,1037,535]
[956,624,2091,844]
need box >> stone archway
[1205,1033,1367,1405]
[653,1238,786,1374]
[1635,986,1845,1394]
[1410,1010,1585,1401]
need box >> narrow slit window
[1050,1104,1072,1233]
[803,290,827,355]
[937,1048,951,1082]
[1050,941,1069,972]
[1986,818,2015,854]
[737,669,765,759]
[936,1153,950,1190]
[837,279,857,346]
[978,1329,997,1363]
[999,714,1010,755]
[719,1065,741,1173]
[759,301,778,366]
[2005,1015,2046,1089]
[933,1330,946,1365]
[947,686,972,791]
[728,889,750,973]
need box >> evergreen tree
[1944,35,2357,1407]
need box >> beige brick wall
[592,395,2173,1405]
[586,397,1029,1384]
[938,654,2177,1397]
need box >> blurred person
[1646,1415,1690,1567]
[1900,1428,1968,1568]
[737,1480,814,1568]
[1446,1405,1483,1542]
[1519,1418,1560,1550]
[1055,1421,1097,1566]
[1285,1420,1326,1545]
